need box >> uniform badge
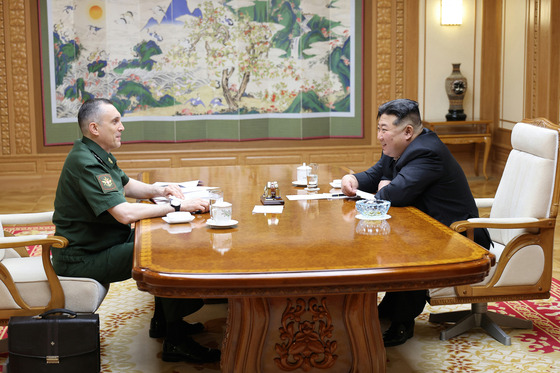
[97,174,118,193]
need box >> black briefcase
[7,308,100,373]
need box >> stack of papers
[153,180,201,190]
[152,181,216,204]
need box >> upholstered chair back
[488,122,558,247]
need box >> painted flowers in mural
[51,0,353,119]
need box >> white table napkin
[252,205,284,214]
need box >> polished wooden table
[424,119,492,180]
[132,165,494,373]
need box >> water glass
[306,163,319,190]
[209,188,224,219]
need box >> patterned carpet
[1,225,560,372]
[386,283,560,373]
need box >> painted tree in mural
[45,0,359,145]
[182,2,274,112]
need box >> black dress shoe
[162,337,221,363]
[382,321,414,347]
[150,319,205,338]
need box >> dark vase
[445,63,467,121]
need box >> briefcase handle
[33,308,77,319]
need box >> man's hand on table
[341,174,359,197]
[181,199,209,213]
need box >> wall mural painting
[40,0,363,145]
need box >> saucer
[329,182,341,188]
[292,180,307,187]
[163,213,195,224]
[355,214,391,221]
[206,219,238,228]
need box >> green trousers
[53,230,203,325]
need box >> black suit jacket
[354,128,491,248]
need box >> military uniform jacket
[53,137,130,260]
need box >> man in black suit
[341,98,491,347]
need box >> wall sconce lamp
[441,0,462,25]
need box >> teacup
[212,201,233,224]
[297,163,311,184]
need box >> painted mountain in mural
[161,0,202,24]
[143,17,159,30]
[46,0,359,145]
[284,91,328,113]
[142,0,202,30]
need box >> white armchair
[0,212,108,351]
[428,118,560,345]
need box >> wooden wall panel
[179,157,239,168]
[525,0,560,121]
[0,1,417,178]
[0,160,37,174]
[0,2,8,156]
[481,0,560,177]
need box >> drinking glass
[209,188,223,219]
[306,163,319,191]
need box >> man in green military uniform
[53,98,220,363]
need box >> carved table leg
[221,293,385,373]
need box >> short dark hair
[77,98,114,133]
[377,99,422,130]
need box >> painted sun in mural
[89,5,103,20]
[86,1,105,23]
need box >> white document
[151,181,215,204]
[153,180,200,190]
[252,205,284,214]
[356,190,376,200]
[286,193,348,201]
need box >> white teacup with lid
[297,163,311,184]
[212,201,233,224]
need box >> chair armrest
[0,235,49,245]
[0,236,68,253]
[451,217,555,232]
[0,232,31,257]
[474,198,494,208]
[0,211,54,225]
[0,235,68,312]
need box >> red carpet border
[489,278,560,353]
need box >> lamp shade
[441,0,462,25]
